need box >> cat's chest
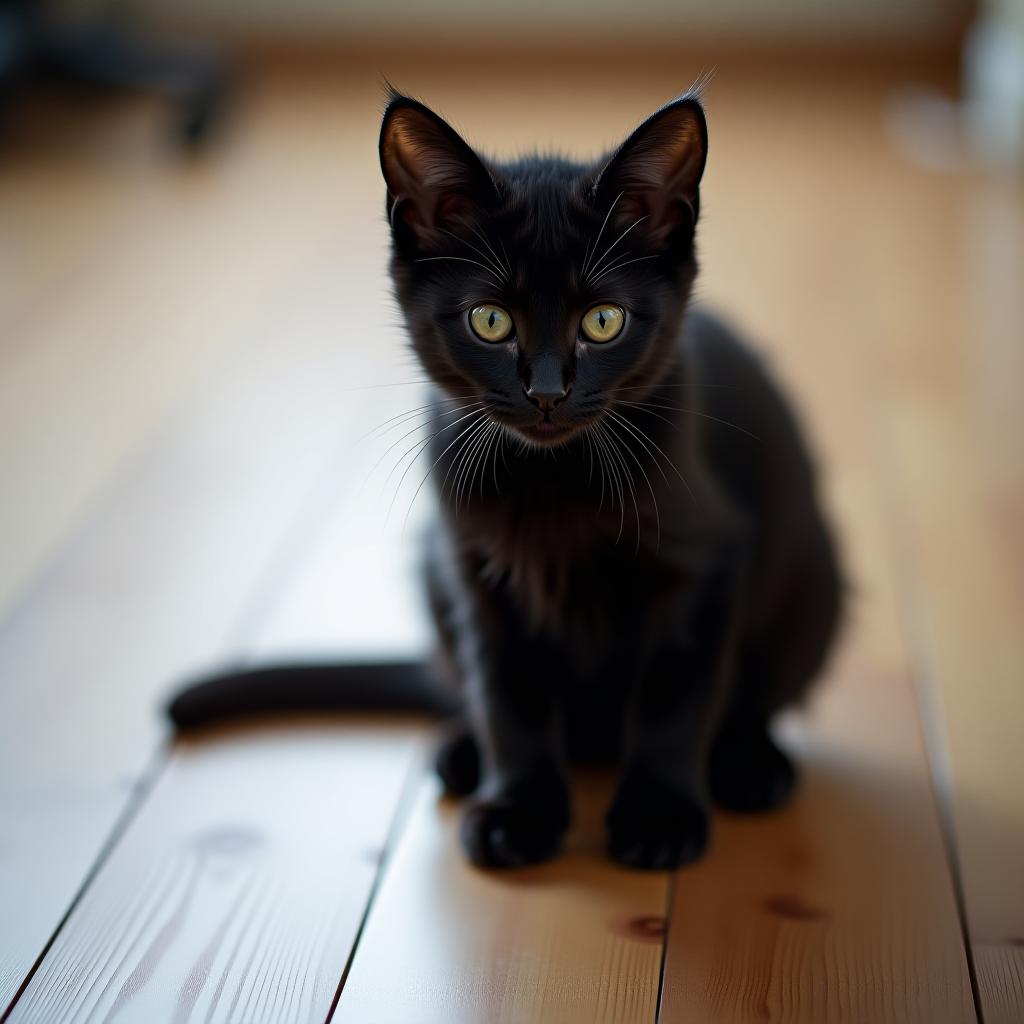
[468,501,683,636]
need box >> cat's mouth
[483,400,587,447]
[532,421,561,436]
[516,418,578,446]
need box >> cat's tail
[166,661,458,731]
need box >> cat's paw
[434,727,480,796]
[709,720,796,812]
[606,776,710,870]
[460,791,569,868]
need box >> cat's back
[681,308,823,515]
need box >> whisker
[377,407,486,509]
[451,416,493,512]
[415,255,503,285]
[606,415,660,554]
[589,253,660,285]
[401,407,490,525]
[474,422,499,501]
[607,408,697,505]
[470,226,511,279]
[588,429,608,511]
[604,383,741,392]
[606,408,671,487]
[469,422,499,505]
[592,422,627,543]
[612,400,680,436]
[490,425,505,495]
[458,417,496,511]
[586,214,650,282]
[616,399,761,441]
[363,402,484,493]
[600,421,641,552]
[679,408,761,441]
[441,425,477,516]
[341,379,444,393]
[582,190,624,278]
[585,424,611,514]
[439,227,507,282]
[392,408,489,526]
[498,238,513,280]
[359,394,476,443]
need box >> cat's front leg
[607,564,741,870]
[455,578,570,868]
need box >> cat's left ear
[593,95,707,250]
[380,93,499,252]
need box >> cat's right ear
[380,94,499,253]
[592,94,708,252]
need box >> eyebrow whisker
[587,215,650,282]
[589,253,660,285]
[581,190,624,278]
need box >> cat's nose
[525,384,570,412]
[525,353,570,412]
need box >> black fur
[169,90,842,872]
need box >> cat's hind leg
[709,713,795,812]
[710,534,843,812]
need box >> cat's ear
[593,95,707,250]
[380,93,499,252]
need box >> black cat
[170,90,843,871]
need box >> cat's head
[379,90,707,447]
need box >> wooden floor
[1,53,1021,1023]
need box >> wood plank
[332,775,669,1024]
[657,381,976,1021]
[869,169,1024,1023]
[0,176,418,1015]
[4,60,988,1021]
[0,74,389,621]
[5,720,425,1024]
[247,329,668,1020]
[255,65,976,1021]
[659,659,976,1023]
[657,81,977,1021]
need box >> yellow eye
[581,304,625,343]
[469,304,513,343]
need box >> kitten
[170,90,843,871]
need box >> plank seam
[654,869,676,1023]
[323,745,429,1023]
[901,623,986,1024]
[0,740,172,1023]
[875,424,986,1024]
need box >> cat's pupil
[598,311,606,329]
[488,311,497,329]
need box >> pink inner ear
[383,110,487,245]
[436,194,481,232]
[605,105,705,246]
[399,193,479,246]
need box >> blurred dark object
[0,0,231,147]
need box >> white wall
[126,0,968,46]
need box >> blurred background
[1,0,1022,1018]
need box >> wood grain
[0,84,368,620]
[5,721,425,1024]
[867,169,1024,1024]
[332,775,669,1024]
[0,74,423,1012]
[975,944,1024,1024]
[5,54,1019,1022]
[659,662,977,1023]
[657,81,979,1021]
